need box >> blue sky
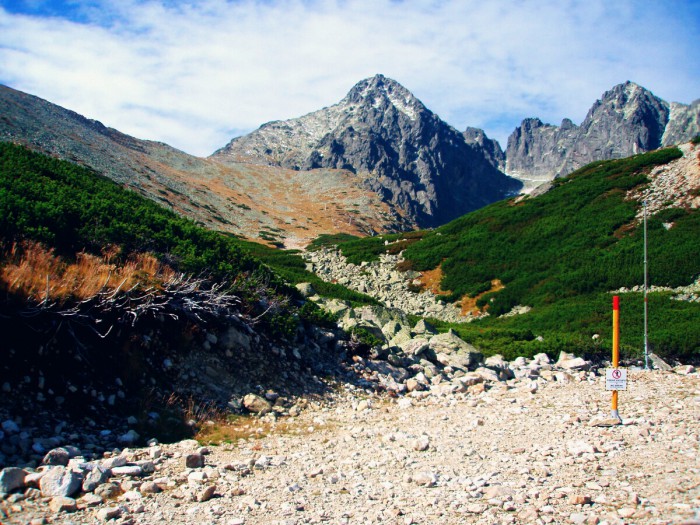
[1,0,699,156]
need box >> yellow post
[611,295,621,422]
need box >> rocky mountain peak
[463,126,505,171]
[506,81,698,191]
[212,75,521,229]
[341,74,425,120]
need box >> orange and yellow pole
[611,295,621,421]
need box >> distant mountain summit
[506,81,700,190]
[212,74,522,228]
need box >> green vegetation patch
[236,239,379,307]
[324,147,697,362]
[443,292,700,363]
[310,230,427,265]
[401,147,691,316]
[0,143,377,336]
[0,143,262,281]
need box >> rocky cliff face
[462,126,506,171]
[506,82,700,190]
[663,99,700,146]
[212,75,522,228]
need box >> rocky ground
[304,250,471,323]
[2,361,698,525]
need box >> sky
[1,0,699,157]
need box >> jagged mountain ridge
[506,81,700,190]
[212,75,522,228]
[2,77,698,244]
[462,126,506,171]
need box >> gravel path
[3,370,699,525]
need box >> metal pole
[611,295,621,422]
[643,200,649,370]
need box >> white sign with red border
[605,368,627,391]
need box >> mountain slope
[212,74,522,228]
[506,82,700,190]
[0,84,397,247]
[320,143,700,358]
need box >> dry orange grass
[459,279,504,316]
[1,242,176,303]
[418,266,450,295]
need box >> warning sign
[605,368,627,391]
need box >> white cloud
[1,0,698,156]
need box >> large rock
[0,467,27,493]
[242,394,272,415]
[42,447,71,466]
[428,331,483,368]
[364,360,410,383]
[649,352,673,371]
[556,351,591,371]
[388,327,413,348]
[295,282,315,297]
[39,466,83,497]
[399,338,432,360]
[82,465,111,493]
[412,319,438,336]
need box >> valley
[0,77,699,524]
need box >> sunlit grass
[1,241,176,303]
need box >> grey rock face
[463,126,506,171]
[663,99,700,146]
[506,82,699,189]
[505,117,579,190]
[212,74,521,228]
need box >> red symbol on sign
[612,369,622,379]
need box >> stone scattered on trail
[94,482,121,500]
[39,466,83,498]
[0,467,27,493]
[185,453,205,469]
[79,492,103,507]
[81,465,111,493]
[590,417,623,427]
[48,496,77,513]
[2,368,699,524]
[97,505,122,521]
[101,455,127,469]
[413,436,430,451]
[243,393,272,414]
[42,447,71,466]
[675,364,695,375]
[566,440,598,456]
[139,480,162,494]
[110,465,142,476]
[197,484,217,502]
[412,471,438,487]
